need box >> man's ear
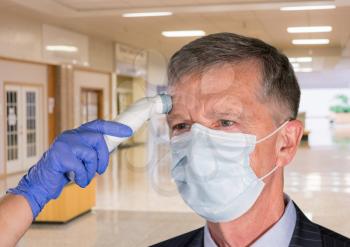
[275,120,304,168]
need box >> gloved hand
[7,119,132,219]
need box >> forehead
[168,60,263,116]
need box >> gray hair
[167,32,300,121]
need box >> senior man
[152,33,350,247]
[0,32,349,247]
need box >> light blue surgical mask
[170,121,289,223]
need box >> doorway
[4,84,43,174]
[80,88,102,124]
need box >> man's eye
[219,119,236,127]
[172,123,190,131]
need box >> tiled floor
[18,211,203,247]
[2,121,350,246]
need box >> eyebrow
[167,112,191,125]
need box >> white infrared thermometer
[104,94,172,152]
[67,94,172,182]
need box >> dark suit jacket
[151,202,350,247]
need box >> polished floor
[1,119,349,246]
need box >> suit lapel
[289,202,322,247]
[188,228,204,247]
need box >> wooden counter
[35,178,96,223]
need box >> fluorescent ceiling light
[280,4,336,11]
[45,45,78,52]
[289,57,313,63]
[287,26,332,33]
[162,30,206,37]
[292,39,330,45]
[294,68,313,72]
[291,63,300,68]
[122,12,172,17]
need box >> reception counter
[35,178,96,223]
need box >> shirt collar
[204,194,296,247]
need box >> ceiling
[1,0,350,70]
[53,0,324,10]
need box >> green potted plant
[329,94,350,124]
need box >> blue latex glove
[7,119,132,218]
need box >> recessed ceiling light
[287,26,332,33]
[292,39,330,45]
[289,57,313,63]
[45,45,78,52]
[280,4,336,11]
[294,68,313,72]
[162,30,206,37]
[122,12,172,17]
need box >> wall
[0,12,114,72]
[89,36,114,72]
[0,12,42,62]
[297,69,350,89]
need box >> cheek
[249,142,278,177]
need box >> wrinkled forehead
[168,61,263,117]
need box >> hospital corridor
[0,1,349,246]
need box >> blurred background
[0,0,349,246]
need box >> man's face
[167,60,282,178]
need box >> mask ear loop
[259,165,280,181]
[255,120,289,144]
[256,120,290,181]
